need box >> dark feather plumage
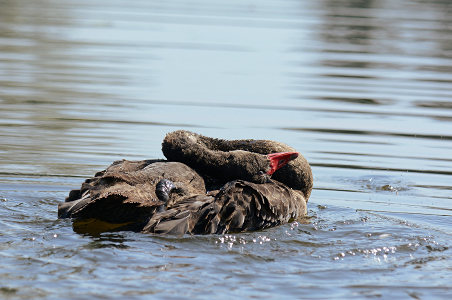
[58,160,206,231]
[58,130,313,235]
[143,179,306,235]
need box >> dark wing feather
[58,160,206,231]
[211,179,306,233]
[143,179,307,235]
[143,195,216,235]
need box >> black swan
[58,130,313,234]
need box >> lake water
[1,0,451,298]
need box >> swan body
[58,130,313,235]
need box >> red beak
[267,152,299,175]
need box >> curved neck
[162,130,313,199]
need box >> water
[1,0,451,298]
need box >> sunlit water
[1,0,451,298]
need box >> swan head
[162,130,313,199]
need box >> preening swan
[58,130,313,234]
